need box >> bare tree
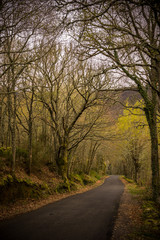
[58,0,160,200]
[0,0,61,174]
[34,44,109,186]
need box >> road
[0,175,124,240]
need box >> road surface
[0,175,124,240]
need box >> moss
[80,174,96,185]
[69,181,79,191]
[126,180,160,239]
[69,174,84,186]
[0,175,14,186]
[122,176,134,183]
[0,147,12,164]
[0,175,51,203]
[142,201,160,231]
[90,170,102,180]
[128,184,144,196]
[55,182,69,193]
[55,177,84,193]
[0,147,11,157]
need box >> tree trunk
[149,114,159,201]
[86,141,100,175]
[56,143,70,191]
[133,158,140,184]
[57,145,68,178]
[147,59,160,200]
[144,104,159,201]
[28,129,32,176]
[0,93,2,147]
[28,89,34,176]
[134,165,138,184]
[11,91,17,174]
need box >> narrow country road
[0,175,124,240]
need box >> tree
[60,0,160,200]
[0,0,61,174]
[117,102,150,183]
[35,44,109,185]
[85,140,101,175]
[16,65,38,175]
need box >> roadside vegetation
[122,176,160,240]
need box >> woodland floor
[112,178,143,240]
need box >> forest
[0,0,160,211]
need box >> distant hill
[108,90,142,120]
[120,90,141,104]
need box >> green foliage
[69,174,84,186]
[80,173,96,185]
[55,181,70,193]
[90,170,102,180]
[56,172,100,193]
[122,176,134,183]
[128,184,145,196]
[0,147,12,160]
[0,147,12,169]
[142,201,160,238]
[114,101,151,185]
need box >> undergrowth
[0,175,51,203]
[0,172,105,203]
[122,176,160,239]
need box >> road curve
[0,175,124,240]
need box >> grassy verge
[122,176,160,240]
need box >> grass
[127,183,145,196]
[122,176,160,240]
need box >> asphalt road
[0,175,124,240]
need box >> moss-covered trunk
[145,102,159,201]
[56,144,70,191]
[0,93,2,147]
[142,57,160,201]
[28,130,32,176]
[149,113,159,201]
[10,89,16,175]
[28,94,33,176]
